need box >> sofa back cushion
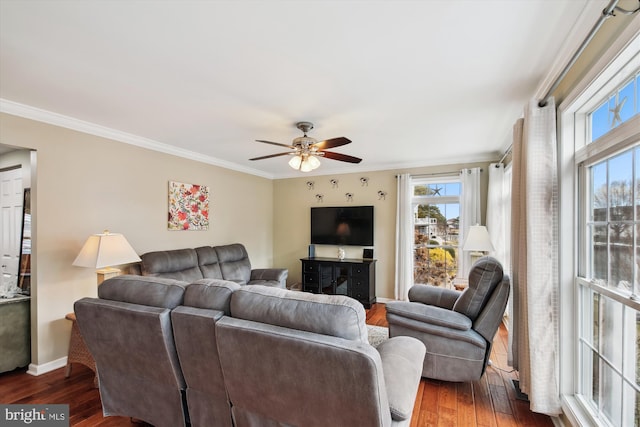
[230,285,368,343]
[216,316,390,427]
[140,248,203,282]
[75,276,189,427]
[98,275,188,309]
[183,279,240,315]
[453,256,503,321]
[214,244,251,285]
[195,246,224,279]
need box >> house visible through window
[412,179,460,287]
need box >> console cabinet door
[303,261,320,293]
[350,264,370,302]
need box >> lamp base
[470,251,485,267]
[96,267,121,285]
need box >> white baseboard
[27,357,67,376]
[375,297,391,303]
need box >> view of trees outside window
[412,181,460,287]
[589,147,638,292]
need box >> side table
[65,312,97,387]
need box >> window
[560,35,640,426]
[590,71,640,141]
[578,144,639,427]
[411,179,460,287]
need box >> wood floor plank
[411,380,426,427]
[0,303,554,427]
[456,381,477,427]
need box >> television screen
[311,206,374,246]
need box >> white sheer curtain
[394,173,413,301]
[459,167,482,277]
[486,163,511,273]
[509,98,561,415]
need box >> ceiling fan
[249,121,362,172]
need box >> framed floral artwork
[168,181,210,230]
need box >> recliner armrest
[408,284,461,309]
[386,301,472,331]
[250,268,288,288]
[377,336,425,421]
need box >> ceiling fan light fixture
[252,121,361,171]
[307,155,321,170]
[288,155,303,169]
[299,157,315,172]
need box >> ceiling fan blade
[249,152,292,161]
[322,151,362,164]
[313,137,351,150]
[256,140,296,149]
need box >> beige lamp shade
[73,230,141,284]
[462,225,495,252]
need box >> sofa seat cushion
[140,248,203,282]
[230,286,368,343]
[386,301,472,331]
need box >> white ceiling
[0,0,601,178]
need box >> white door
[0,168,23,290]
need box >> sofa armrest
[250,268,288,288]
[408,284,461,309]
[386,301,472,331]
[377,336,425,421]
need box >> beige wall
[0,112,274,369]
[273,161,490,301]
[0,110,492,369]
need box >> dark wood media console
[300,257,376,308]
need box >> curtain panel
[509,99,561,415]
[395,173,413,301]
[487,163,511,274]
[459,167,482,277]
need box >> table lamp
[462,225,494,266]
[72,230,141,284]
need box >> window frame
[558,23,640,427]
[411,175,462,287]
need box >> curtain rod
[395,169,483,178]
[538,0,640,107]
[498,145,513,165]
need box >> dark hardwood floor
[0,303,553,426]
[366,303,554,427]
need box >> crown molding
[1,98,499,181]
[0,99,275,180]
[270,152,500,179]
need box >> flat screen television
[311,206,374,246]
